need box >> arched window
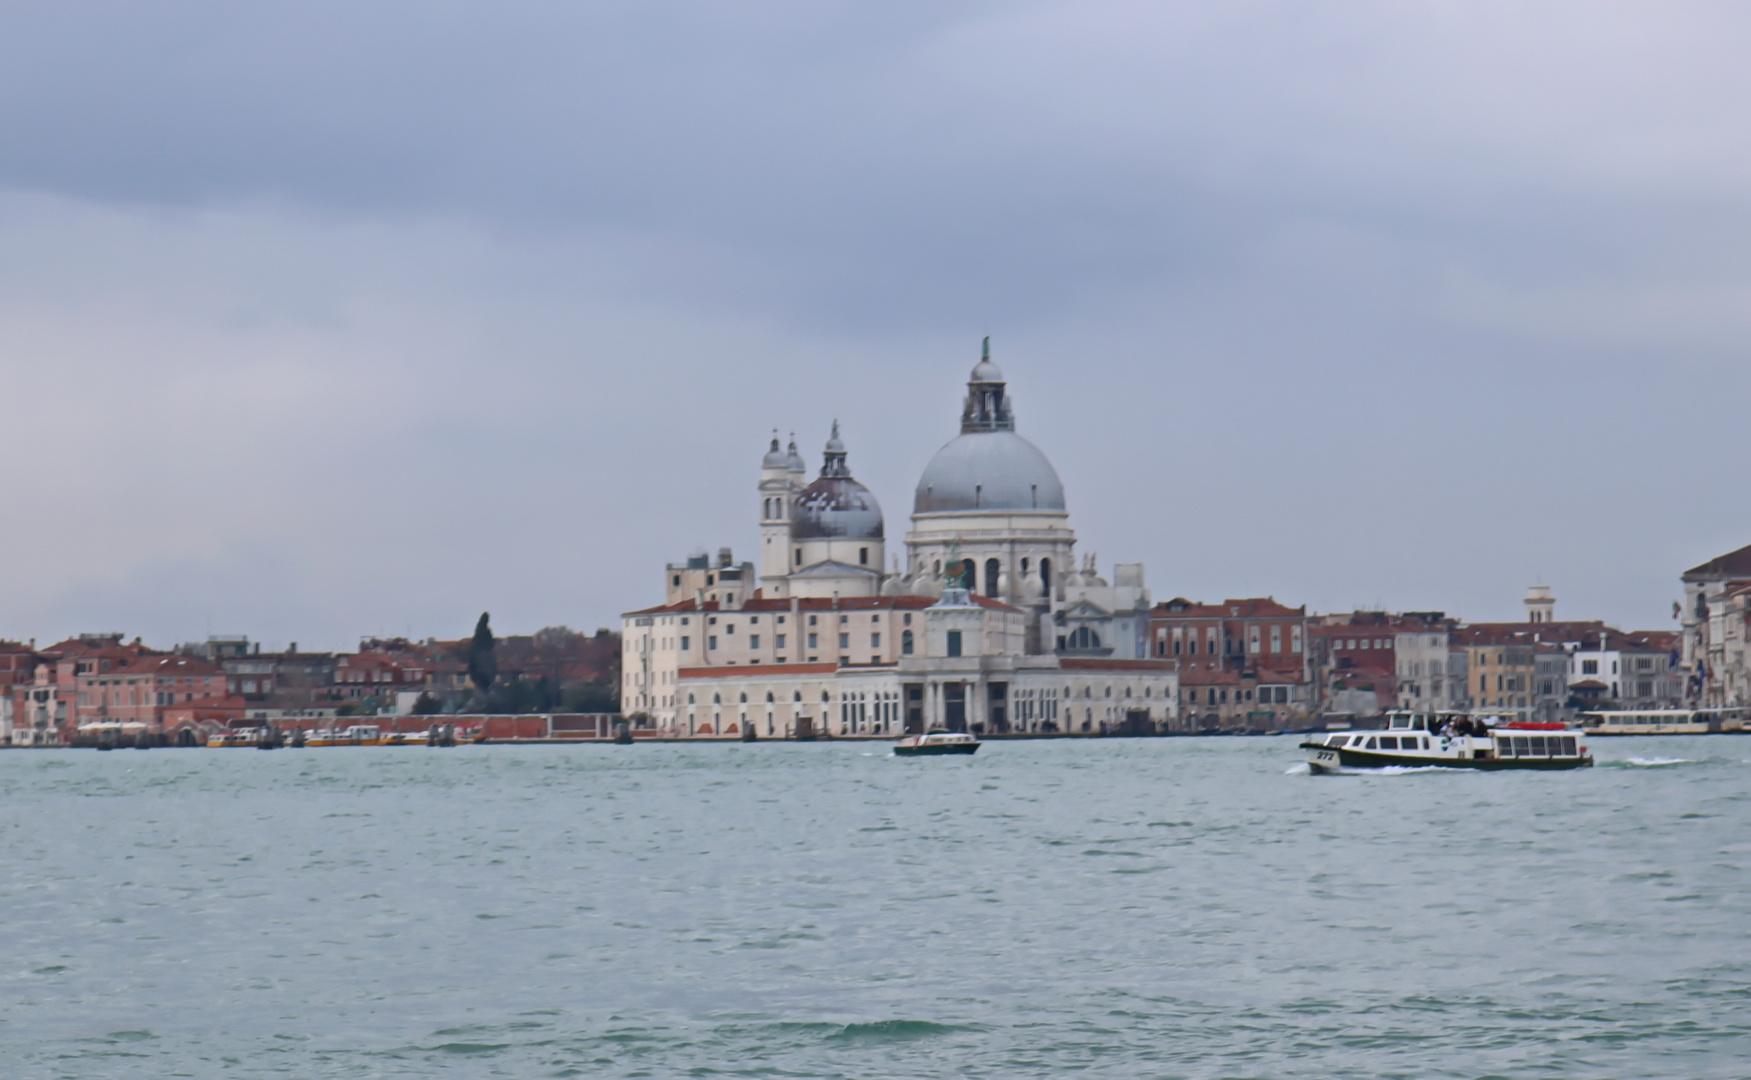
[765,691,774,703]
[713,692,721,705]
[1039,558,1052,596]
[984,558,1000,598]
[1068,626,1101,650]
[739,692,747,703]
[793,690,802,702]
[687,693,695,705]
[901,629,914,655]
[933,560,941,576]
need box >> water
[2,736,1748,1078]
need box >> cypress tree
[467,612,498,697]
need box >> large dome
[915,430,1065,514]
[794,476,884,538]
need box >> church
[620,340,1176,738]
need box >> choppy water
[2,736,1748,1078]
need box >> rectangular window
[870,633,880,648]
[680,636,690,650]
[1270,626,1282,653]
[808,633,818,649]
[809,615,817,626]
[1291,626,1302,653]
[903,613,912,625]
[708,636,718,650]
[749,635,760,649]
[839,633,850,649]
[776,634,786,649]
[946,630,962,657]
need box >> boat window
[1379,736,1398,750]
[1364,737,1377,750]
[1326,734,1346,746]
[1420,737,1429,750]
[1412,716,1426,731]
[1530,736,1547,756]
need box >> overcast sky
[1,2,1747,650]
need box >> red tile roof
[679,663,839,679]
[1685,543,1751,580]
[1152,598,1305,618]
[1058,658,1176,671]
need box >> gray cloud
[0,2,1747,645]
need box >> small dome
[970,357,1003,382]
[762,434,788,469]
[970,335,1003,382]
[785,436,806,472]
[794,422,883,539]
[915,430,1065,513]
[794,477,884,539]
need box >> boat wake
[1300,763,1456,776]
[1622,756,1690,767]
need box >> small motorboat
[893,731,980,756]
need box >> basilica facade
[621,341,1176,737]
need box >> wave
[826,1020,968,1043]
[1283,762,1312,775]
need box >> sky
[1,1,1749,650]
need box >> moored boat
[893,731,979,756]
[1301,711,1591,772]
[1580,708,1745,736]
[305,724,384,747]
[207,728,262,748]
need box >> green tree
[411,691,442,715]
[562,677,619,713]
[467,612,498,698]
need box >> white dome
[915,430,1065,513]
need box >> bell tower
[759,431,795,594]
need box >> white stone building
[620,340,1177,736]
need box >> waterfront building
[1149,597,1310,729]
[621,341,1178,735]
[1392,618,1466,713]
[1680,543,1751,705]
